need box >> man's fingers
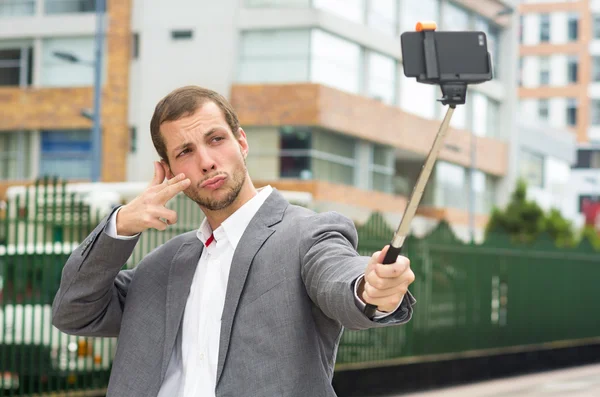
[363,282,408,299]
[374,259,410,279]
[153,208,178,225]
[149,161,166,187]
[155,177,191,204]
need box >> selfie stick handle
[363,105,455,320]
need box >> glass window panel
[367,0,397,36]
[313,0,364,24]
[399,0,438,33]
[313,158,354,185]
[443,2,470,30]
[566,98,577,126]
[540,14,550,42]
[41,36,95,87]
[472,92,488,137]
[39,130,92,180]
[400,64,436,118]
[310,30,361,94]
[520,149,544,188]
[372,172,392,193]
[0,43,33,86]
[435,162,467,210]
[488,99,500,139]
[0,0,35,16]
[238,30,310,83]
[45,0,99,15]
[366,51,395,105]
[539,98,549,121]
[591,100,600,126]
[312,129,355,159]
[539,56,550,85]
[592,57,600,82]
[594,15,600,39]
[372,144,391,167]
[567,13,578,41]
[567,55,578,83]
[0,131,32,180]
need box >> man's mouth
[200,175,227,190]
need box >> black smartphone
[401,31,492,84]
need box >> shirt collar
[196,185,273,249]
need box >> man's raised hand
[116,162,191,236]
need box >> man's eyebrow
[172,142,192,154]
[204,127,225,138]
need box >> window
[435,162,467,210]
[591,100,600,126]
[239,29,362,95]
[539,56,550,85]
[371,144,393,193]
[488,99,500,139]
[0,43,33,87]
[130,127,137,153]
[45,0,100,15]
[279,127,356,185]
[519,15,524,43]
[238,30,311,84]
[567,55,578,83]
[539,99,549,121]
[400,63,436,119]
[313,0,364,24]
[566,98,577,127]
[443,2,470,31]
[39,130,92,180]
[472,93,488,137]
[594,15,600,39]
[0,0,35,16]
[574,150,600,169]
[41,36,95,87]
[593,57,600,82]
[399,0,438,33]
[366,51,395,105]
[0,131,32,180]
[520,149,544,188]
[540,14,550,42]
[171,30,193,40]
[568,13,579,41]
[367,0,397,36]
[310,30,361,94]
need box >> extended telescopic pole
[363,105,455,320]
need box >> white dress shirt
[106,185,399,396]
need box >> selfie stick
[364,21,462,320]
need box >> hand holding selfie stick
[363,21,493,320]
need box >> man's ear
[237,128,249,158]
[160,159,175,179]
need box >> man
[52,86,416,397]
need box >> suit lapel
[162,239,203,377]
[216,190,288,385]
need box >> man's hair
[150,86,241,163]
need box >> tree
[485,179,545,244]
[544,208,577,248]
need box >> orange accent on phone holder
[415,21,437,32]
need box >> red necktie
[205,233,215,247]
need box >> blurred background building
[519,0,600,231]
[3,0,597,241]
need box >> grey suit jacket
[52,189,415,397]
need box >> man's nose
[195,148,217,173]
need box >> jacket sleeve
[299,211,416,331]
[51,207,140,337]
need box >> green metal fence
[336,212,600,370]
[1,178,600,394]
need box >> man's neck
[203,181,258,231]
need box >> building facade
[1,0,518,241]
[519,0,600,229]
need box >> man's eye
[212,136,224,143]
[177,149,190,158]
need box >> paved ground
[383,363,600,397]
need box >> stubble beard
[186,158,247,211]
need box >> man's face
[160,101,249,211]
